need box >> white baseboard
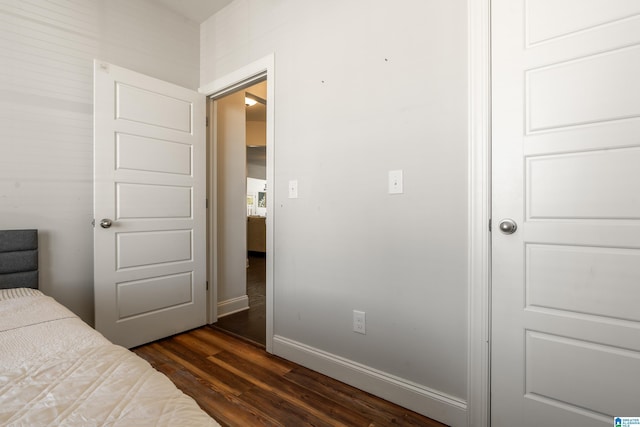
[272,335,468,427]
[216,295,249,318]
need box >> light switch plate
[288,180,298,198]
[388,170,403,194]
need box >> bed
[0,230,219,426]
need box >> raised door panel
[94,61,205,348]
[492,1,640,425]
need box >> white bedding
[0,289,219,427]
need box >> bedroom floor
[133,326,447,427]
[214,252,266,346]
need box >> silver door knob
[498,218,517,235]
[100,218,113,229]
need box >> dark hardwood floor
[215,252,266,346]
[133,326,447,427]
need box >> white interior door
[492,1,640,425]
[94,60,206,349]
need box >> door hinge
[206,281,209,291]
[489,218,492,232]
[206,116,209,127]
[206,198,209,209]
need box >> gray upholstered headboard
[0,229,38,289]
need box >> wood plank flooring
[133,326,447,427]
[215,253,266,346]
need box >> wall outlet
[353,310,366,334]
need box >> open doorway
[213,80,267,346]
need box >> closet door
[492,1,640,425]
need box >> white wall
[201,1,469,424]
[0,0,200,323]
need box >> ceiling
[155,0,234,23]
[246,80,267,122]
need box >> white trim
[273,335,467,427]
[217,295,250,317]
[198,56,272,96]
[199,54,276,353]
[467,1,491,427]
[209,99,218,323]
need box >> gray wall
[0,0,200,322]
[201,0,469,423]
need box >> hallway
[214,253,266,346]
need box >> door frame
[199,54,276,353]
[468,0,491,426]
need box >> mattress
[0,288,219,427]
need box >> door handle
[100,218,113,229]
[498,218,517,235]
